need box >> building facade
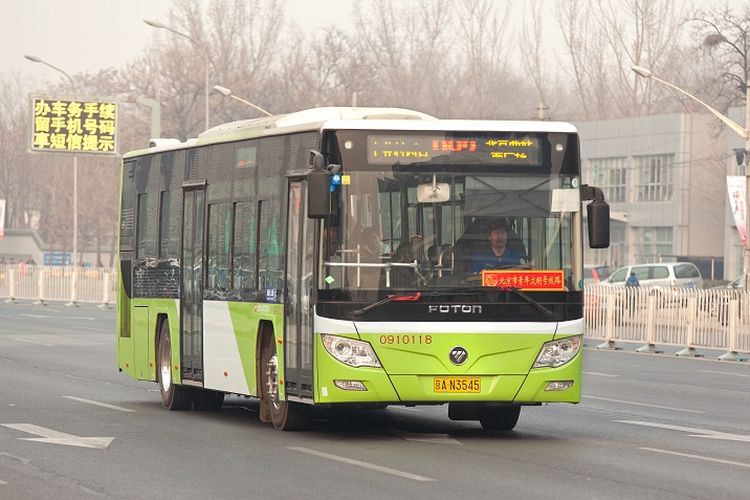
[577,113,726,279]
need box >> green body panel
[514,353,582,403]
[117,296,285,398]
[117,292,580,405]
[117,298,179,382]
[314,331,582,404]
[360,332,553,375]
[225,302,284,398]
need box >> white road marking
[701,370,749,378]
[9,337,56,347]
[0,479,6,485]
[1,423,115,449]
[18,314,51,319]
[62,396,136,413]
[288,446,436,482]
[639,447,750,469]
[584,371,619,377]
[585,396,703,413]
[616,420,750,443]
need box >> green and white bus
[117,107,609,431]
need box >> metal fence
[585,284,750,360]
[0,264,117,307]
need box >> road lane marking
[639,447,750,469]
[1,423,114,449]
[584,396,703,414]
[0,479,6,485]
[584,371,619,377]
[62,396,136,413]
[9,337,56,347]
[616,420,750,442]
[701,370,749,378]
[18,314,51,319]
[288,446,436,482]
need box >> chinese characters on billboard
[30,97,117,155]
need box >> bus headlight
[533,335,581,368]
[322,334,382,368]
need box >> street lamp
[212,85,273,117]
[24,54,79,268]
[144,19,211,130]
[631,65,750,291]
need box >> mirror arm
[580,184,605,202]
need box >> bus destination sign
[30,97,118,155]
[367,134,540,166]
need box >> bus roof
[122,106,578,159]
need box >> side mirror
[587,199,610,248]
[309,150,325,170]
[308,170,331,218]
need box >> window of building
[589,157,627,203]
[633,227,672,262]
[635,154,673,202]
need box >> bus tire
[260,336,310,431]
[193,389,224,411]
[479,405,521,431]
[157,320,193,411]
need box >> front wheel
[479,405,521,431]
[259,334,310,431]
[157,321,193,410]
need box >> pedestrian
[624,272,639,316]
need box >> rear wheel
[157,320,193,410]
[259,333,310,431]
[479,405,521,431]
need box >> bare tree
[557,0,688,119]
[692,2,750,111]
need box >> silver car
[604,262,703,288]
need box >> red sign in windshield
[481,270,565,291]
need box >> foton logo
[428,305,483,314]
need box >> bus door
[284,181,314,400]
[180,182,206,384]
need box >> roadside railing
[585,284,750,360]
[0,264,117,308]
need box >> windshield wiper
[351,289,484,317]
[505,287,555,319]
[351,287,554,319]
[351,292,422,317]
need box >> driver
[467,220,525,273]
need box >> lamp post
[631,65,750,291]
[212,85,273,117]
[144,19,210,130]
[24,54,79,268]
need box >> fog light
[545,380,574,391]
[334,380,367,391]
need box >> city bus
[116,107,609,431]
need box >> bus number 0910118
[379,335,432,345]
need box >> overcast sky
[0,0,353,90]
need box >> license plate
[433,376,481,393]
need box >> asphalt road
[1,301,749,500]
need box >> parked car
[583,265,612,285]
[604,262,703,288]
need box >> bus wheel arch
[157,318,193,410]
[257,322,310,431]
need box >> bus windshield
[320,169,581,294]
